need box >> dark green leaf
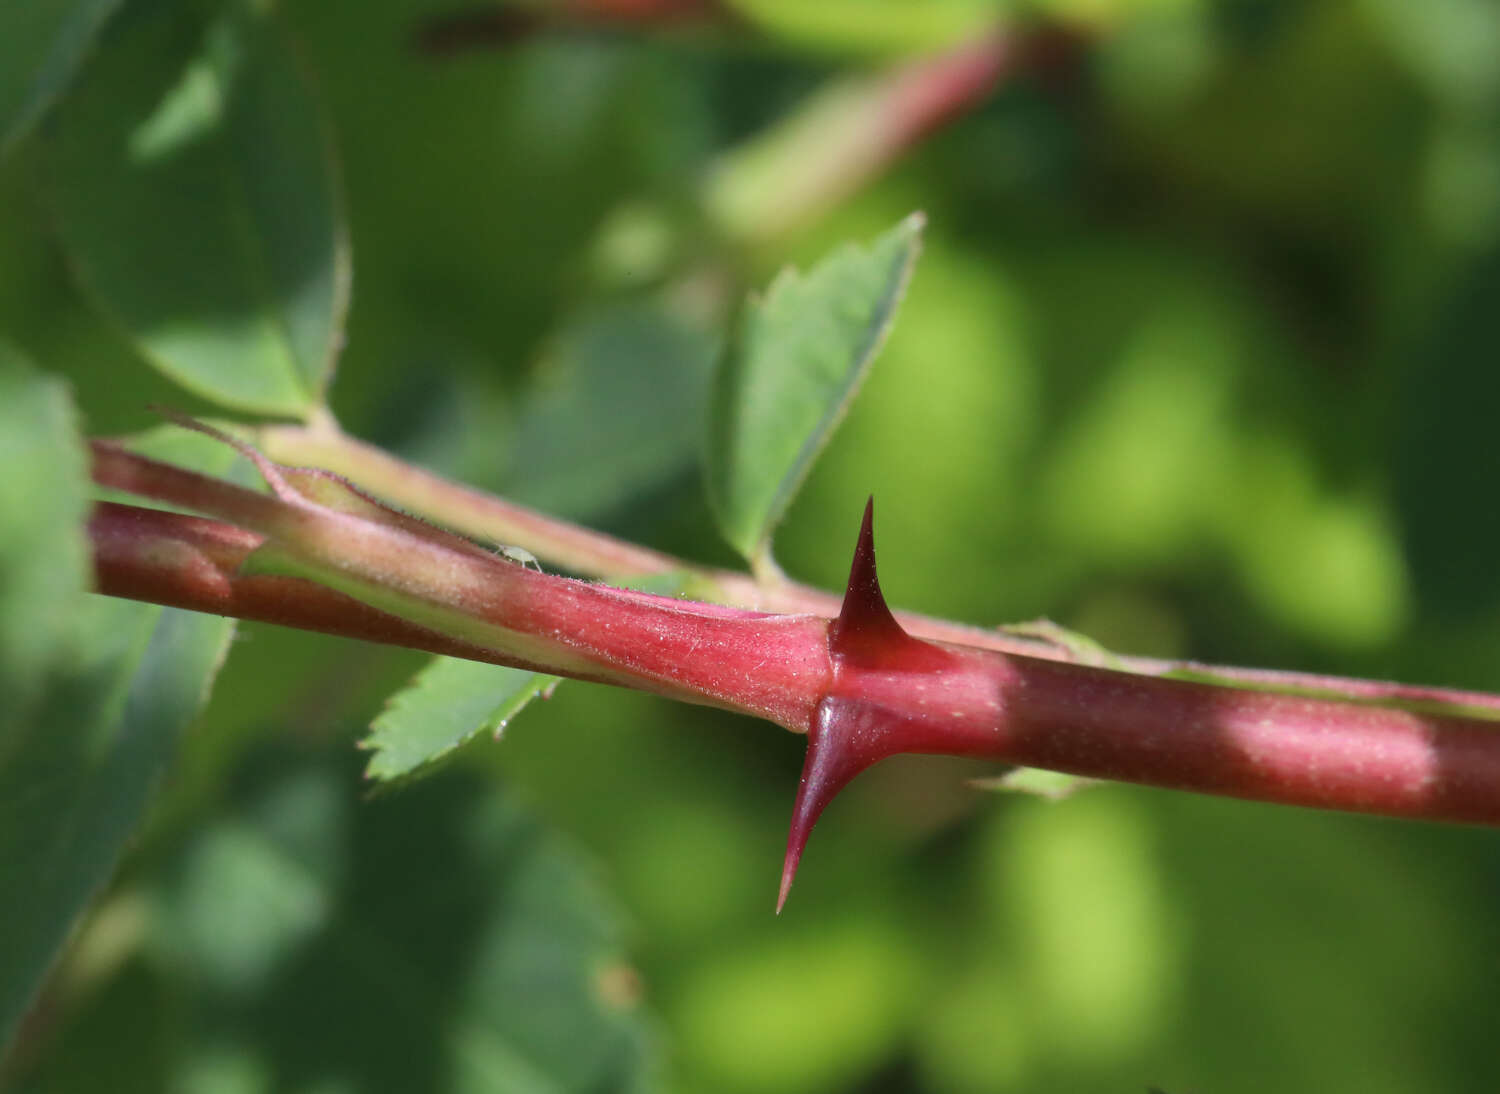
[0,0,124,160]
[0,350,237,1045]
[0,599,236,1045]
[364,657,559,783]
[141,758,655,1092]
[46,0,349,418]
[706,213,923,569]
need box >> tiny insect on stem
[500,545,543,571]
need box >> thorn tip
[776,498,951,910]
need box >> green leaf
[364,657,559,783]
[45,0,349,418]
[970,767,1097,800]
[0,350,237,1045]
[138,758,655,1092]
[706,213,923,569]
[0,600,236,1045]
[506,302,717,521]
[722,0,1001,58]
[0,0,124,160]
[0,342,90,711]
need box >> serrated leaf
[362,574,693,785]
[706,213,923,568]
[46,0,349,418]
[0,0,124,160]
[0,350,237,1045]
[364,657,559,782]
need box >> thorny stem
[91,439,828,728]
[256,419,1500,719]
[90,436,1500,903]
[256,420,1081,657]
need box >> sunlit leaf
[364,657,559,783]
[363,570,700,783]
[46,0,349,418]
[722,0,1002,57]
[706,213,923,570]
[970,767,1097,800]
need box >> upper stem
[255,420,1500,720]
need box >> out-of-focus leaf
[706,213,923,570]
[0,0,124,160]
[138,758,656,1093]
[673,913,918,1092]
[1361,0,1500,110]
[0,342,89,711]
[150,766,349,1000]
[1395,250,1500,622]
[0,349,236,1045]
[970,767,1097,800]
[46,0,348,418]
[506,302,717,521]
[722,0,1002,57]
[364,657,559,782]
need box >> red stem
[92,487,1500,830]
[90,443,829,727]
[88,502,591,680]
[256,425,1500,719]
[775,500,1500,905]
[89,456,1500,906]
[996,656,1500,823]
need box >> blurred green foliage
[44,0,347,417]
[4,0,1500,1091]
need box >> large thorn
[779,498,937,912]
